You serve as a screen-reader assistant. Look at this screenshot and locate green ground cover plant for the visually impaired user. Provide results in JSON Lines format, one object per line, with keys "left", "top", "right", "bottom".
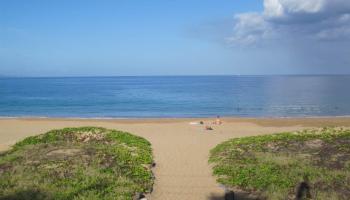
{"left": 0, "top": 127, "right": 154, "bottom": 200}
{"left": 209, "top": 127, "right": 350, "bottom": 200}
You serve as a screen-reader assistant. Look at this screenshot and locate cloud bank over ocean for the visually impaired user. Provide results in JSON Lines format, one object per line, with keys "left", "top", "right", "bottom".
{"left": 228, "top": 0, "right": 350, "bottom": 45}
{"left": 219, "top": 0, "right": 350, "bottom": 74}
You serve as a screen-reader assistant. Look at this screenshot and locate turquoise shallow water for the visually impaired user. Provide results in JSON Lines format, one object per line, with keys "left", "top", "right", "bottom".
{"left": 0, "top": 75, "right": 350, "bottom": 118}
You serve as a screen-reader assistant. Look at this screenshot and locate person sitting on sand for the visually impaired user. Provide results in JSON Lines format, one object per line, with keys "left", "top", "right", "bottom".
{"left": 213, "top": 115, "right": 222, "bottom": 125}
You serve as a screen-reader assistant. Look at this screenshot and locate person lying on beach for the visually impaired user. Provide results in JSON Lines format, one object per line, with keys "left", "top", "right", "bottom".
{"left": 189, "top": 121, "right": 204, "bottom": 125}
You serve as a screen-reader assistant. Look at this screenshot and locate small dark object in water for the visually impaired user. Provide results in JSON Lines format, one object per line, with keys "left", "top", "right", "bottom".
{"left": 296, "top": 179, "right": 311, "bottom": 200}
{"left": 225, "top": 190, "right": 234, "bottom": 200}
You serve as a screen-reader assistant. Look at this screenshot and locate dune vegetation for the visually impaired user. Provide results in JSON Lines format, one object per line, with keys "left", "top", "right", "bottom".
{"left": 209, "top": 127, "right": 350, "bottom": 200}
{"left": 0, "top": 127, "right": 154, "bottom": 200}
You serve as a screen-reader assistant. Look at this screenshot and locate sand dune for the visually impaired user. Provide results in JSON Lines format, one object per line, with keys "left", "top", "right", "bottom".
{"left": 1, "top": 117, "right": 350, "bottom": 200}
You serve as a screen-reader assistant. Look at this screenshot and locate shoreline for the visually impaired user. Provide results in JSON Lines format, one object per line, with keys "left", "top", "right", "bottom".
{"left": 2, "top": 116, "right": 350, "bottom": 126}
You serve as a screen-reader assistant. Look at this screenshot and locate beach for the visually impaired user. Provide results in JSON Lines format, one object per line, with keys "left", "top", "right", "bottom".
{"left": 3, "top": 0, "right": 350, "bottom": 198}
{"left": 1, "top": 117, "right": 350, "bottom": 200}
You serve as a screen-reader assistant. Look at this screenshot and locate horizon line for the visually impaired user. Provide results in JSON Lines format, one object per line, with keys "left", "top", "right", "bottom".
{"left": 1, "top": 74, "right": 350, "bottom": 78}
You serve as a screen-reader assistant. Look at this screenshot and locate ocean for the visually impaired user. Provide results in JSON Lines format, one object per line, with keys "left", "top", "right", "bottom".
{"left": 1, "top": 75, "right": 350, "bottom": 118}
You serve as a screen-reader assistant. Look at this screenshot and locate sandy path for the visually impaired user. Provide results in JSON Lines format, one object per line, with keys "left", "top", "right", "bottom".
{"left": 1, "top": 118, "right": 350, "bottom": 200}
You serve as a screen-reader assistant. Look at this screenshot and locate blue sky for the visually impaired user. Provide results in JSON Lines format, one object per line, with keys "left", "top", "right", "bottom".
{"left": 0, "top": 0, "right": 349, "bottom": 76}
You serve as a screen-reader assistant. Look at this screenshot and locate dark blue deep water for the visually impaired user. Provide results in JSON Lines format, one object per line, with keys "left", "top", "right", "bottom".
{"left": 1, "top": 76, "right": 350, "bottom": 118}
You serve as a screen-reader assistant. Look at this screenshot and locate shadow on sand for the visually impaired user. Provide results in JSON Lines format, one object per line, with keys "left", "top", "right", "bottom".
{"left": 209, "top": 191, "right": 259, "bottom": 200}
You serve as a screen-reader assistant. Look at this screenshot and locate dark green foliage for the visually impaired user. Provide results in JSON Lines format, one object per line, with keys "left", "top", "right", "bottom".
{"left": 0, "top": 127, "right": 154, "bottom": 200}
{"left": 209, "top": 127, "right": 350, "bottom": 200}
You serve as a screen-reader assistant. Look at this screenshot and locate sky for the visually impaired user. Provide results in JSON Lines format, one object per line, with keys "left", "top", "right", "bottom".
{"left": 0, "top": 0, "right": 349, "bottom": 76}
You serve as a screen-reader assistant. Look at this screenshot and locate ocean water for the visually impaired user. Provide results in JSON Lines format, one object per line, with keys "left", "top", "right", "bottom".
{"left": 0, "top": 75, "right": 350, "bottom": 118}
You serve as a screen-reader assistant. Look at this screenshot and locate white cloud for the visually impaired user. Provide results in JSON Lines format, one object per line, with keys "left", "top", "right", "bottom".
{"left": 229, "top": 0, "right": 350, "bottom": 45}
{"left": 264, "top": 0, "right": 324, "bottom": 17}
{"left": 226, "top": 13, "right": 272, "bottom": 45}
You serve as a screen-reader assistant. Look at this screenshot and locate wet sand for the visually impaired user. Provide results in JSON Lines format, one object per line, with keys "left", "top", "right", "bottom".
{"left": 1, "top": 117, "right": 350, "bottom": 200}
